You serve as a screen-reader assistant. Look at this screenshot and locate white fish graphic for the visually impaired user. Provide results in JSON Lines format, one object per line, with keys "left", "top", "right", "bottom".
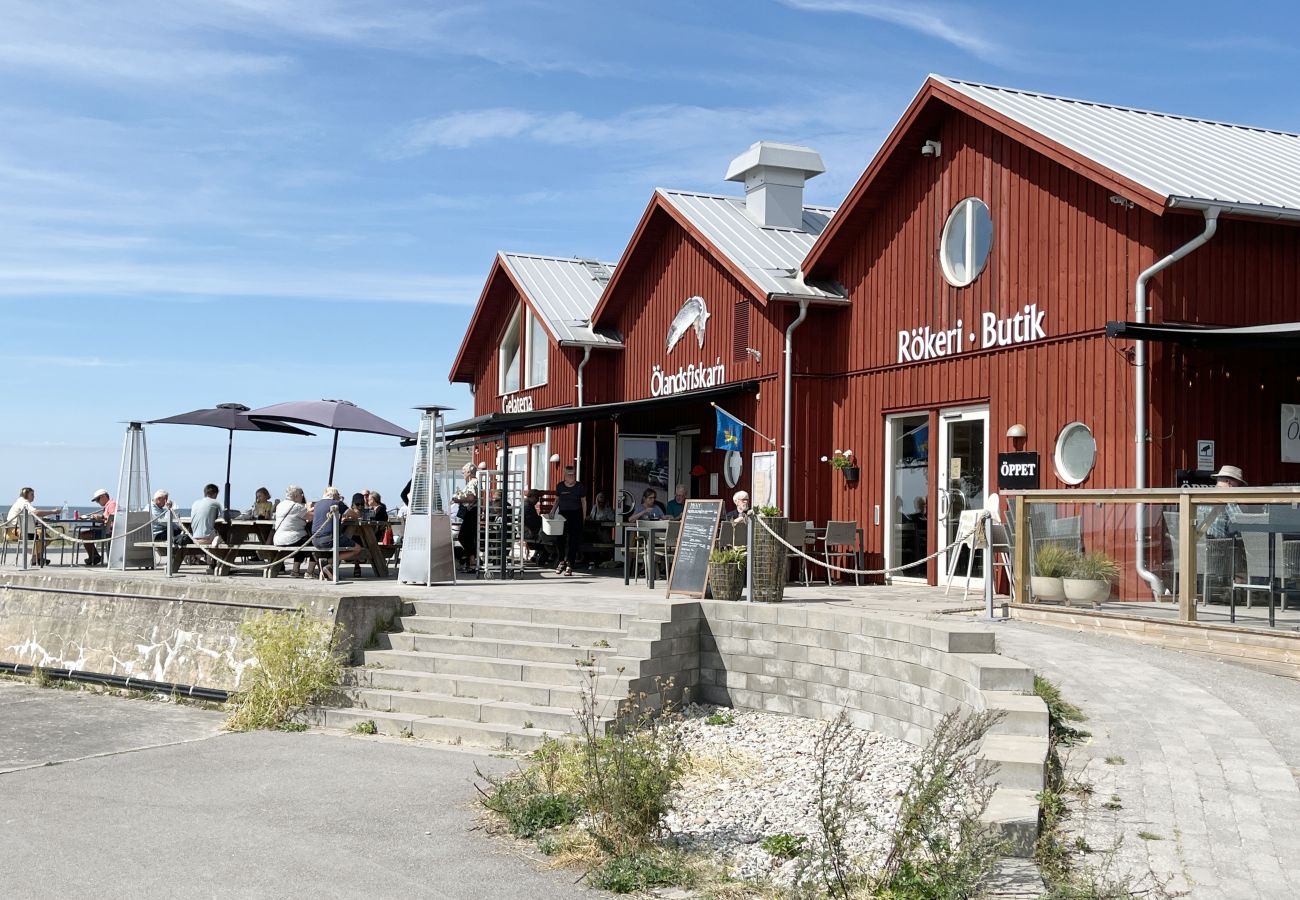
{"left": 665, "top": 295, "right": 710, "bottom": 353}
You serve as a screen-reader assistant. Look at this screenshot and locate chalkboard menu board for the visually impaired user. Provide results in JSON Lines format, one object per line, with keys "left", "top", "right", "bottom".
{"left": 666, "top": 499, "right": 724, "bottom": 599}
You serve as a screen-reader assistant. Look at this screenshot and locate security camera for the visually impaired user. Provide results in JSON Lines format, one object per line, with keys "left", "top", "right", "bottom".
{"left": 921, "top": 139, "right": 941, "bottom": 158}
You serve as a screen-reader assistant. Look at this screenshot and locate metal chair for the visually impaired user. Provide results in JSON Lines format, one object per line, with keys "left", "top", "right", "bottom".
{"left": 652, "top": 519, "right": 681, "bottom": 581}
{"left": 785, "top": 520, "right": 811, "bottom": 586}
{"left": 821, "top": 520, "right": 861, "bottom": 586}
{"left": 1204, "top": 536, "right": 1271, "bottom": 622}
{"left": 944, "top": 509, "right": 1011, "bottom": 600}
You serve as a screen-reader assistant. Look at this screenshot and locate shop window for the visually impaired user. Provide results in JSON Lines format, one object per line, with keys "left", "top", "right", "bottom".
{"left": 733, "top": 300, "right": 750, "bottom": 362}
{"left": 939, "top": 197, "right": 993, "bottom": 288}
{"left": 525, "top": 308, "right": 548, "bottom": 388}
{"left": 1054, "top": 422, "right": 1096, "bottom": 485}
{"left": 531, "top": 442, "right": 547, "bottom": 490}
{"left": 499, "top": 305, "right": 521, "bottom": 395}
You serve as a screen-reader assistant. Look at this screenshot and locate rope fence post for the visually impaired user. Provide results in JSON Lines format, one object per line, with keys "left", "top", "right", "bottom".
{"left": 20, "top": 508, "right": 29, "bottom": 570}
{"left": 331, "top": 509, "right": 339, "bottom": 584}
{"left": 983, "top": 512, "right": 995, "bottom": 619}
{"left": 165, "top": 507, "right": 174, "bottom": 579}
{"left": 744, "top": 511, "right": 754, "bottom": 602}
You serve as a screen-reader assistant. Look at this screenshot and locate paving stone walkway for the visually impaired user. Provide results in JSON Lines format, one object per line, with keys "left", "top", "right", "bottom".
{"left": 991, "top": 621, "right": 1300, "bottom": 899}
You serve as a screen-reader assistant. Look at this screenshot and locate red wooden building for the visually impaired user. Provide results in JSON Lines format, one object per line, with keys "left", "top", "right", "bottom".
{"left": 450, "top": 76, "right": 1300, "bottom": 595}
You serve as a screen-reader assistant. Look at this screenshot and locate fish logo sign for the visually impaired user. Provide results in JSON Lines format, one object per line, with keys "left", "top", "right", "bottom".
{"left": 665, "top": 295, "right": 709, "bottom": 353}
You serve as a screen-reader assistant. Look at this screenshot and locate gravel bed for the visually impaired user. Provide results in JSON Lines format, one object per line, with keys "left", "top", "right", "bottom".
{"left": 664, "top": 704, "right": 919, "bottom": 886}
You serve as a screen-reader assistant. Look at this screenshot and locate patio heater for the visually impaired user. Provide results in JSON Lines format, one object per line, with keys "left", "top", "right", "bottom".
{"left": 398, "top": 406, "right": 458, "bottom": 586}
{"left": 109, "top": 421, "right": 154, "bottom": 570}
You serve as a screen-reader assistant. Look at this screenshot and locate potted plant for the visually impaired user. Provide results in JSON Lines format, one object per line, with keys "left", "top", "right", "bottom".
{"left": 708, "top": 547, "right": 747, "bottom": 602}
{"left": 1031, "top": 543, "right": 1076, "bottom": 603}
{"left": 1063, "top": 550, "right": 1119, "bottom": 605}
{"left": 822, "top": 449, "right": 859, "bottom": 483}
{"left": 751, "top": 506, "right": 788, "bottom": 602}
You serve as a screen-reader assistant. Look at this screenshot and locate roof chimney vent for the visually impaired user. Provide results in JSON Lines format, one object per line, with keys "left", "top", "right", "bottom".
{"left": 725, "top": 141, "right": 825, "bottom": 230}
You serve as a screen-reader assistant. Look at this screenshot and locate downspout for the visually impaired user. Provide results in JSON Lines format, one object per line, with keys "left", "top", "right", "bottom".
{"left": 575, "top": 346, "right": 592, "bottom": 481}
{"left": 1134, "top": 207, "right": 1219, "bottom": 599}
{"left": 783, "top": 298, "right": 810, "bottom": 514}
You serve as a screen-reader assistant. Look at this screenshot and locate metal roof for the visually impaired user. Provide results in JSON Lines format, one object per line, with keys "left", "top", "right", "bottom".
{"left": 936, "top": 75, "right": 1300, "bottom": 218}
{"left": 657, "top": 189, "right": 846, "bottom": 300}
{"left": 498, "top": 252, "right": 623, "bottom": 347}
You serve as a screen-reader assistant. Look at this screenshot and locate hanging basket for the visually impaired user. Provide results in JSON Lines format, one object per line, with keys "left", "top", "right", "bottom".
{"left": 840, "top": 466, "right": 860, "bottom": 484}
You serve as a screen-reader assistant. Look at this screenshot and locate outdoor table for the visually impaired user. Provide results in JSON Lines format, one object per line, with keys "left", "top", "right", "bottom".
{"left": 35, "top": 519, "right": 100, "bottom": 566}
{"left": 1226, "top": 506, "right": 1300, "bottom": 627}
{"left": 622, "top": 521, "right": 670, "bottom": 589}
{"left": 346, "top": 520, "right": 389, "bottom": 578}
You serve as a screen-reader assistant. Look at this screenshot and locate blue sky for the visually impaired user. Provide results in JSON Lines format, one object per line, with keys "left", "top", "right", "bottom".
{"left": 3, "top": 0, "right": 1299, "bottom": 509}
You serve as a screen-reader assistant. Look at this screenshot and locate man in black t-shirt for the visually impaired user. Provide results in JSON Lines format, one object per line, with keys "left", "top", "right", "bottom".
{"left": 553, "top": 466, "right": 588, "bottom": 575}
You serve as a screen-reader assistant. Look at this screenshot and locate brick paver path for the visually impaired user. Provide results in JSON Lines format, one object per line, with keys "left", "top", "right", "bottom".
{"left": 993, "top": 622, "right": 1300, "bottom": 899}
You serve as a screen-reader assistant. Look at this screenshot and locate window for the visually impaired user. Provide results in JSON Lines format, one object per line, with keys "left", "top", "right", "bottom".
{"left": 1054, "top": 422, "right": 1096, "bottom": 485}
{"left": 939, "top": 197, "right": 993, "bottom": 288}
{"left": 499, "top": 305, "right": 521, "bottom": 395}
{"left": 531, "top": 442, "right": 547, "bottom": 490}
{"left": 526, "top": 308, "right": 548, "bottom": 388}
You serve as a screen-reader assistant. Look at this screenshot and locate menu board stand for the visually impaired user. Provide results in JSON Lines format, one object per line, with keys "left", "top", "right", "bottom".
{"left": 665, "top": 499, "right": 724, "bottom": 599}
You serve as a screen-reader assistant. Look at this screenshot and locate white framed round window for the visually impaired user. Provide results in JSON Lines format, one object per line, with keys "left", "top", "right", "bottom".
{"left": 1054, "top": 422, "right": 1097, "bottom": 485}
{"left": 939, "top": 197, "right": 993, "bottom": 287}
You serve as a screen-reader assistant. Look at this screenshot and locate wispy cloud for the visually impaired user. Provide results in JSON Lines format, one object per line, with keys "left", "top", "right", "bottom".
{"left": 0, "top": 355, "right": 135, "bottom": 369}
{"left": 778, "top": 0, "right": 1004, "bottom": 63}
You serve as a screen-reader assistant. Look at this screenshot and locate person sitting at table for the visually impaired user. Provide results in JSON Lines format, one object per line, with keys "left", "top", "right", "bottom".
{"left": 6, "top": 487, "right": 58, "bottom": 567}
{"left": 589, "top": 491, "right": 615, "bottom": 525}
{"left": 521, "top": 489, "right": 553, "bottom": 567}
{"left": 81, "top": 488, "right": 117, "bottom": 566}
{"left": 666, "top": 484, "right": 689, "bottom": 519}
{"left": 366, "top": 490, "right": 389, "bottom": 522}
{"left": 150, "top": 489, "right": 186, "bottom": 544}
{"left": 188, "top": 483, "right": 226, "bottom": 575}
{"left": 273, "top": 485, "right": 312, "bottom": 576}
{"left": 248, "top": 487, "right": 274, "bottom": 520}
{"left": 310, "top": 486, "right": 361, "bottom": 580}
{"left": 725, "top": 490, "right": 751, "bottom": 521}
{"left": 627, "top": 489, "right": 665, "bottom": 523}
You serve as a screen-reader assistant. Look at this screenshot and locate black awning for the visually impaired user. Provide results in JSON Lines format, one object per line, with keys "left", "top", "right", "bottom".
{"left": 1106, "top": 320, "right": 1300, "bottom": 350}
{"left": 446, "top": 380, "right": 761, "bottom": 440}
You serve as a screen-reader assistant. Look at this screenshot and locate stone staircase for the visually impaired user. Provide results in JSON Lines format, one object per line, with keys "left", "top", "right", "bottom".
{"left": 318, "top": 598, "right": 640, "bottom": 750}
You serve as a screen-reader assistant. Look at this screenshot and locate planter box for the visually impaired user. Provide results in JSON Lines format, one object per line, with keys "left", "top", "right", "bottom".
{"left": 1030, "top": 576, "right": 1065, "bottom": 603}
{"left": 1063, "top": 578, "right": 1112, "bottom": 605}
{"left": 708, "top": 561, "right": 745, "bottom": 602}
{"left": 751, "top": 516, "right": 788, "bottom": 603}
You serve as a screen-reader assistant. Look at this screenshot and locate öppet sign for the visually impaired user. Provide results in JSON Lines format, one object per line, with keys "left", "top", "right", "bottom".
{"left": 666, "top": 499, "right": 724, "bottom": 599}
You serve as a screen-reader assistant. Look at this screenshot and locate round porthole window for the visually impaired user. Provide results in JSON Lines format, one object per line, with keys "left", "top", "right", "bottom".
{"left": 939, "top": 197, "right": 993, "bottom": 287}
{"left": 1054, "top": 422, "right": 1097, "bottom": 485}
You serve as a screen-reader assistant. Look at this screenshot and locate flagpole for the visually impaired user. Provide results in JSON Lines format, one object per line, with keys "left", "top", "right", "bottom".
{"left": 711, "top": 403, "right": 776, "bottom": 445}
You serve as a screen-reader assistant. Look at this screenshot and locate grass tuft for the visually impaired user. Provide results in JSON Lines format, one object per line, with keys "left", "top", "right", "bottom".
{"left": 224, "top": 612, "right": 343, "bottom": 732}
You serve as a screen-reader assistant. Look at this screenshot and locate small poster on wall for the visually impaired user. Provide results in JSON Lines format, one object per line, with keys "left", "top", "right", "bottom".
{"left": 752, "top": 451, "right": 777, "bottom": 508}
{"left": 1284, "top": 404, "right": 1300, "bottom": 463}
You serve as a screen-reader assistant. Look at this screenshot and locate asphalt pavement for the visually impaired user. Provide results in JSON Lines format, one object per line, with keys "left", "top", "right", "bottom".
{"left": 0, "top": 680, "right": 596, "bottom": 900}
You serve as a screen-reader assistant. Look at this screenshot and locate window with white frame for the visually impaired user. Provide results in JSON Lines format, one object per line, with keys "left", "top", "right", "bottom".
{"left": 939, "top": 197, "right": 993, "bottom": 288}
{"left": 531, "top": 442, "right": 547, "bottom": 490}
{"left": 499, "top": 305, "right": 521, "bottom": 395}
{"left": 526, "top": 308, "right": 548, "bottom": 388}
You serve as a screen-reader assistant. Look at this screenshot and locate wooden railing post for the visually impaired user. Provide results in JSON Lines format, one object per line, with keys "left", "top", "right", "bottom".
{"left": 1178, "top": 491, "right": 1196, "bottom": 622}
{"left": 1014, "top": 495, "right": 1030, "bottom": 604}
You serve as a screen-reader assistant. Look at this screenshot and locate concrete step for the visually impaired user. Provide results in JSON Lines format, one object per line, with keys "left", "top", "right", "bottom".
{"left": 354, "top": 666, "right": 632, "bottom": 708}
{"left": 980, "top": 734, "right": 1049, "bottom": 792}
{"left": 405, "top": 599, "right": 630, "bottom": 630}
{"left": 380, "top": 631, "right": 620, "bottom": 665}
{"left": 322, "top": 707, "right": 557, "bottom": 751}
{"left": 397, "top": 614, "right": 625, "bottom": 646}
{"left": 362, "top": 649, "right": 623, "bottom": 687}
{"left": 344, "top": 686, "right": 597, "bottom": 734}
{"left": 983, "top": 788, "right": 1041, "bottom": 858}
{"left": 983, "top": 692, "right": 1050, "bottom": 738}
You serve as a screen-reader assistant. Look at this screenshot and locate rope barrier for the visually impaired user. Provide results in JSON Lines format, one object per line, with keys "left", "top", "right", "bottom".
{"left": 169, "top": 510, "right": 340, "bottom": 572}
{"left": 29, "top": 512, "right": 155, "bottom": 546}
{"left": 746, "top": 510, "right": 992, "bottom": 578}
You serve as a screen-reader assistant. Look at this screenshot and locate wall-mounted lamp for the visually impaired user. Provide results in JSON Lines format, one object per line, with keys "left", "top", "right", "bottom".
{"left": 744, "top": 347, "right": 762, "bottom": 363}
{"left": 548, "top": 453, "right": 561, "bottom": 463}
{"left": 921, "top": 139, "right": 941, "bottom": 158}
{"left": 1005, "top": 424, "right": 1027, "bottom": 439}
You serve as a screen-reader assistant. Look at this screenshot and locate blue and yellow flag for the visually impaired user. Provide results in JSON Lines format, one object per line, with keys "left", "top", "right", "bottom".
{"left": 715, "top": 406, "right": 743, "bottom": 452}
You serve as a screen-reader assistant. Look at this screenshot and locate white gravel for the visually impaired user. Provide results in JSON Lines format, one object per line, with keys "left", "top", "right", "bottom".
{"left": 664, "top": 704, "right": 919, "bottom": 886}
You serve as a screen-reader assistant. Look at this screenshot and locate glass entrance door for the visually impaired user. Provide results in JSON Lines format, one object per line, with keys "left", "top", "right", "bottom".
{"left": 615, "top": 435, "right": 675, "bottom": 519}
{"left": 885, "top": 413, "right": 930, "bottom": 581}
{"left": 937, "top": 406, "right": 989, "bottom": 582}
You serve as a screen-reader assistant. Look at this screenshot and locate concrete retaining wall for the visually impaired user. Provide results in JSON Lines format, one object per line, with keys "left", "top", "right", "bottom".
{"left": 0, "top": 571, "right": 401, "bottom": 691}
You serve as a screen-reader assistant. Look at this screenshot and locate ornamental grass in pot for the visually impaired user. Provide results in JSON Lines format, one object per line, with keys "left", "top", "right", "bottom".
{"left": 751, "top": 507, "right": 788, "bottom": 603}
{"left": 708, "top": 547, "right": 746, "bottom": 602}
{"left": 1063, "top": 550, "right": 1120, "bottom": 605}
{"left": 1030, "top": 543, "right": 1076, "bottom": 603}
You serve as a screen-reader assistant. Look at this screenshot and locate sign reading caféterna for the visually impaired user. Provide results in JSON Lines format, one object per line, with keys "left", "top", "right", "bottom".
{"left": 502, "top": 394, "right": 534, "bottom": 414}
{"left": 897, "top": 304, "right": 1048, "bottom": 364}
{"left": 997, "top": 452, "right": 1041, "bottom": 490}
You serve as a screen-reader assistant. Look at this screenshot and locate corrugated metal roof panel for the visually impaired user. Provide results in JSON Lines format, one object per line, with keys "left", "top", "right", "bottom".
{"left": 937, "top": 75, "right": 1300, "bottom": 215}
{"left": 658, "top": 189, "right": 844, "bottom": 299}
{"left": 498, "top": 252, "right": 622, "bottom": 346}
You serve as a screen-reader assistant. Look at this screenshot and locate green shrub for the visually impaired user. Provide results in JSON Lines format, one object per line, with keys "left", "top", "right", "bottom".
{"left": 1069, "top": 551, "right": 1120, "bottom": 581}
{"left": 350, "top": 720, "right": 378, "bottom": 735}
{"left": 480, "top": 775, "right": 581, "bottom": 838}
{"left": 588, "top": 849, "right": 694, "bottom": 893}
{"left": 757, "top": 506, "right": 783, "bottom": 518}
{"left": 1033, "top": 543, "right": 1078, "bottom": 578}
{"left": 704, "top": 711, "right": 734, "bottom": 727}
{"left": 225, "top": 611, "right": 344, "bottom": 732}
{"left": 760, "top": 832, "right": 807, "bottom": 859}
{"left": 709, "top": 547, "right": 746, "bottom": 568}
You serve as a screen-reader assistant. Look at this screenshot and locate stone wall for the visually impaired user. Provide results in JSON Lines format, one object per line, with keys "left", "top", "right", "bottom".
{"left": 0, "top": 571, "right": 401, "bottom": 691}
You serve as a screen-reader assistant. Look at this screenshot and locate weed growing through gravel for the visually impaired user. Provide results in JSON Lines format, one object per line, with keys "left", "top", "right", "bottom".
{"left": 224, "top": 611, "right": 343, "bottom": 732}
{"left": 759, "top": 833, "right": 807, "bottom": 860}
{"left": 1104, "top": 755, "right": 1125, "bottom": 766}
{"left": 351, "top": 720, "right": 378, "bottom": 735}
{"left": 705, "top": 711, "right": 736, "bottom": 726}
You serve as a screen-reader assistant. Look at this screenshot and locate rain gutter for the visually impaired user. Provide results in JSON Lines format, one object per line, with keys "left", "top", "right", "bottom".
{"left": 783, "top": 298, "right": 810, "bottom": 513}
{"left": 575, "top": 346, "right": 592, "bottom": 481}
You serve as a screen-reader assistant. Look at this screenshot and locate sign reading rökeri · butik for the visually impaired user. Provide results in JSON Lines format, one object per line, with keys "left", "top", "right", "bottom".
{"left": 997, "top": 452, "right": 1041, "bottom": 490}
{"left": 897, "top": 304, "right": 1047, "bottom": 364}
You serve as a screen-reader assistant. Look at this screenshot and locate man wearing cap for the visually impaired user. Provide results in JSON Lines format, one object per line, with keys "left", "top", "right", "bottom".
{"left": 83, "top": 488, "right": 116, "bottom": 566}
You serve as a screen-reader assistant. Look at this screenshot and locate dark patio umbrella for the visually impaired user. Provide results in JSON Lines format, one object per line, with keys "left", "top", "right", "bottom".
{"left": 242, "top": 399, "right": 415, "bottom": 484}
{"left": 148, "top": 403, "right": 315, "bottom": 513}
